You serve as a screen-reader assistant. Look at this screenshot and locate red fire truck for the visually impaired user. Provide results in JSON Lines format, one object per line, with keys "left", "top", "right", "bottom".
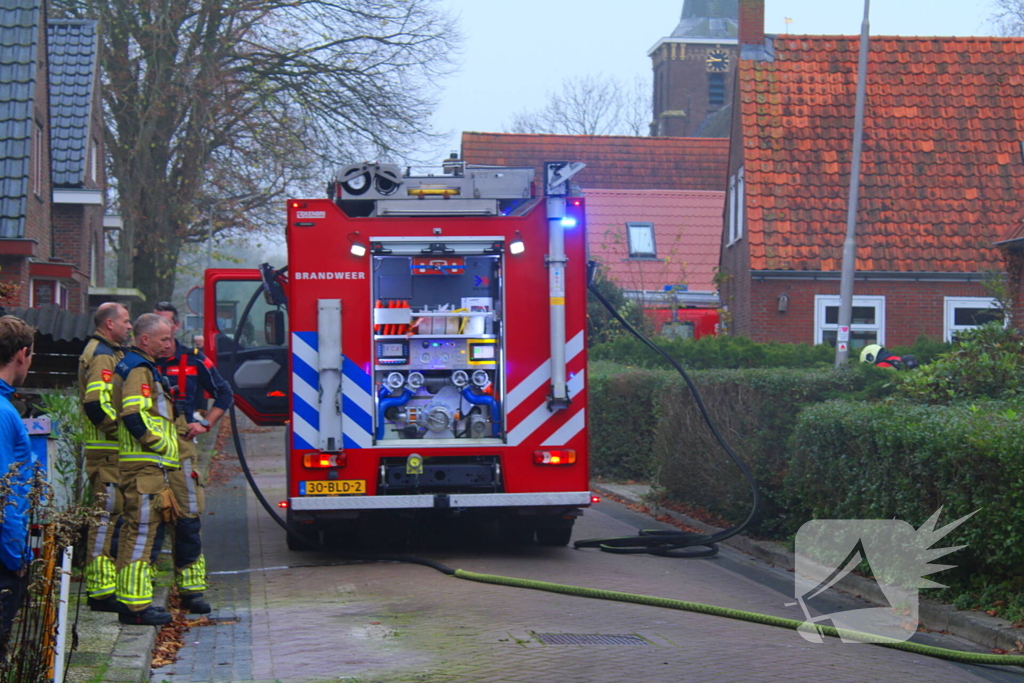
{"left": 205, "top": 161, "right": 592, "bottom": 547}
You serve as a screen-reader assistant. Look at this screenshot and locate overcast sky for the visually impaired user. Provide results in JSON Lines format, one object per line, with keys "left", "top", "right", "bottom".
{"left": 428, "top": 0, "right": 995, "bottom": 160}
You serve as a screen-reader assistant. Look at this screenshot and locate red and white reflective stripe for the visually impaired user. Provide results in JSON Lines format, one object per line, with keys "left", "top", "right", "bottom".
{"left": 505, "top": 331, "right": 584, "bottom": 413}
{"left": 507, "top": 371, "right": 585, "bottom": 446}
{"left": 541, "top": 407, "right": 586, "bottom": 447}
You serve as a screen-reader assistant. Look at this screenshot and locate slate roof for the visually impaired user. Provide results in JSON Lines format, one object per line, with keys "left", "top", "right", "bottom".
{"left": 738, "top": 35, "right": 1024, "bottom": 273}
{"left": 47, "top": 19, "right": 98, "bottom": 188}
{"left": 0, "top": 0, "right": 42, "bottom": 239}
{"left": 586, "top": 189, "right": 724, "bottom": 292}
{"left": 670, "top": 0, "right": 738, "bottom": 40}
{"left": 462, "top": 132, "right": 729, "bottom": 192}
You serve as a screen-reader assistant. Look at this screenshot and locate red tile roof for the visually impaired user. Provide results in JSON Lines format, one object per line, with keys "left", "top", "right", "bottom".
{"left": 739, "top": 35, "right": 1024, "bottom": 272}
{"left": 461, "top": 132, "right": 729, "bottom": 192}
{"left": 586, "top": 189, "right": 724, "bottom": 293}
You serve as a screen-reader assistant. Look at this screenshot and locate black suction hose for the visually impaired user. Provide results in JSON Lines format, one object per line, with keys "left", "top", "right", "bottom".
{"left": 573, "top": 260, "right": 760, "bottom": 558}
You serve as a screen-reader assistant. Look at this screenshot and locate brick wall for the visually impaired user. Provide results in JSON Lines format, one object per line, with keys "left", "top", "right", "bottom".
{"left": 738, "top": 0, "right": 765, "bottom": 47}
{"left": 747, "top": 278, "right": 995, "bottom": 346}
{"left": 24, "top": 21, "right": 52, "bottom": 259}
{"left": 651, "top": 42, "right": 739, "bottom": 138}
{"left": 0, "top": 256, "right": 29, "bottom": 308}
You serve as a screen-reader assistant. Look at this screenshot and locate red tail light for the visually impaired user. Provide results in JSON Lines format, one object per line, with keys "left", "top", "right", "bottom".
{"left": 533, "top": 450, "right": 576, "bottom": 465}
{"left": 278, "top": 500, "right": 288, "bottom": 508}
{"left": 302, "top": 452, "right": 347, "bottom": 468}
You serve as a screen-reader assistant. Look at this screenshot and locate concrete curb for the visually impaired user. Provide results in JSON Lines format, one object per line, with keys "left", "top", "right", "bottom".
{"left": 102, "top": 585, "right": 169, "bottom": 683}
{"left": 591, "top": 482, "right": 1024, "bottom": 653}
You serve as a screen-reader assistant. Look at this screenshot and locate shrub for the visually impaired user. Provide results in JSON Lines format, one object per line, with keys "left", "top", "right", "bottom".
{"left": 587, "top": 272, "right": 652, "bottom": 345}
{"left": 607, "top": 364, "right": 878, "bottom": 536}
{"left": 785, "top": 399, "right": 1024, "bottom": 590}
{"left": 894, "top": 323, "right": 1024, "bottom": 403}
{"left": 665, "top": 369, "right": 872, "bottom": 536}
{"left": 588, "top": 362, "right": 675, "bottom": 480}
{"left": 590, "top": 334, "right": 836, "bottom": 370}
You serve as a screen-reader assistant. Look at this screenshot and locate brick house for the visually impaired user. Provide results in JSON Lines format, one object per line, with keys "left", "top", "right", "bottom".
{"left": 0, "top": 0, "right": 53, "bottom": 308}
{"left": 719, "top": 12, "right": 1016, "bottom": 348}
{"left": 462, "top": 132, "right": 727, "bottom": 332}
{"left": 0, "top": 3, "right": 105, "bottom": 314}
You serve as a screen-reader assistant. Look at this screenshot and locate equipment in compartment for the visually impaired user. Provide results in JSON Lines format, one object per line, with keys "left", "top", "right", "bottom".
{"left": 373, "top": 246, "right": 502, "bottom": 442}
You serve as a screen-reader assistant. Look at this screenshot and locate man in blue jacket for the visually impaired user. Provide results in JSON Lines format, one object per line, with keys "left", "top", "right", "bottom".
{"left": 154, "top": 302, "right": 233, "bottom": 614}
{"left": 0, "top": 315, "right": 35, "bottom": 655}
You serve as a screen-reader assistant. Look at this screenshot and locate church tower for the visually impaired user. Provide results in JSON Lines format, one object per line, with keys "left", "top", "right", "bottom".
{"left": 649, "top": 0, "right": 739, "bottom": 138}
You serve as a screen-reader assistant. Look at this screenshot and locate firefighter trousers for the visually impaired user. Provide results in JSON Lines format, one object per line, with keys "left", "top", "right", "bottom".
{"left": 114, "top": 463, "right": 172, "bottom": 612}
{"left": 168, "top": 453, "right": 206, "bottom": 596}
{"left": 83, "top": 447, "right": 122, "bottom": 599}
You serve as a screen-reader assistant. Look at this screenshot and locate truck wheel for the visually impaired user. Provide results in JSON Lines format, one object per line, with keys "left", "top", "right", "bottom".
{"left": 536, "top": 524, "right": 573, "bottom": 547}
{"left": 286, "top": 511, "right": 317, "bottom": 551}
{"left": 500, "top": 520, "right": 535, "bottom": 545}
{"left": 286, "top": 530, "right": 314, "bottom": 551}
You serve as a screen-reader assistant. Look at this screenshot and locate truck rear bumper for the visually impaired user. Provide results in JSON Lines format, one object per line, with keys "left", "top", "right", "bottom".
{"left": 290, "top": 491, "right": 592, "bottom": 511}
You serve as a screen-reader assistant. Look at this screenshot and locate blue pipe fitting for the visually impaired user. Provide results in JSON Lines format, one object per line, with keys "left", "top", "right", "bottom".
{"left": 461, "top": 388, "right": 500, "bottom": 437}
{"left": 377, "top": 388, "right": 414, "bottom": 439}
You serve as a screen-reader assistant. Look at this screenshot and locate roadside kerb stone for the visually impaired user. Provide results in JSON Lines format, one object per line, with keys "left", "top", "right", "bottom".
{"left": 591, "top": 481, "right": 1024, "bottom": 654}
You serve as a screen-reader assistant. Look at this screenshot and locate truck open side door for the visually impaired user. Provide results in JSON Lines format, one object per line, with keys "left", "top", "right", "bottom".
{"left": 204, "top": 268, "right": 289, "bottom": 425}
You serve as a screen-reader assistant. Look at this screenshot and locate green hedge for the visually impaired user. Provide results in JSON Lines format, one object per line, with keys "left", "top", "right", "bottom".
{"left": 589, "top": 362, "right": 675, "bottom": 480}
{"left": 589, "top": 362, "right": 885, "bottom": 535}
{"left": 590, "top": 333, "right": 950, "bottom": 371}
{"left": 785, "top": 400, "right": 1024, "bottom": 589}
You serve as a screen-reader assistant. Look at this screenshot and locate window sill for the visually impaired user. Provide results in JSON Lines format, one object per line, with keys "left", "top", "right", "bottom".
{"left": 624, "top": 256, "right": 664, "bottom": 262}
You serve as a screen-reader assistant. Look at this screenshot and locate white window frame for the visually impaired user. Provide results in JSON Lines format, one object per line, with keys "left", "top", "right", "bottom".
{"left": 814, "top": 294, "right": 886, "bottom": 347}
{"left": 626, "top": 221, "right": 657, "bottom": 258}
{"left": 943, "top": 296, "right": 1004, "bottom": 342}
{"left": 727, "top": 166, "right": 744, "bottom": 246}
{"left": 30, "top": 279, "right": 68, "bottom": 310}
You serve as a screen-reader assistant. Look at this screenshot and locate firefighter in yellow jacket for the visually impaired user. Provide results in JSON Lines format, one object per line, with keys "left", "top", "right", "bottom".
{"left": 111, "top": 314, "right": 176, "bottom": 626}
{"left": 77, "top": 302, "right": 132, "bottom": 613}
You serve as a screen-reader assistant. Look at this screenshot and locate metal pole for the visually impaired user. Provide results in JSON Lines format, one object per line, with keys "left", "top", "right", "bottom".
{"left": 546, "top": 196, "right": 569, "bottom": 410}
{"left": 834, "top": 0, "right": 871, "bottom": 368}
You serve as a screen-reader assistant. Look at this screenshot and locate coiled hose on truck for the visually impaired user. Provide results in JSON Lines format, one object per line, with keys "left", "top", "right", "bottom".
{"left": 224, "top": 263, "right": 1024, "bottom": 668}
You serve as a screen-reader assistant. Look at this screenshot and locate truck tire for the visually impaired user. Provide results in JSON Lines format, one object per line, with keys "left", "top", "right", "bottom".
{"left": 499, "top": 520, "right": 535, "bottom": 545}
{"left": 536, "top": 523, "right": 573, "bottom": 547}
{"left": 286, "top": 511, "right": 316, "bottom": 551}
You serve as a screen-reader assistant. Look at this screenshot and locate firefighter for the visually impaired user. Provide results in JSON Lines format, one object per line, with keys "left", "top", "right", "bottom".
{"left": 859, "top": 344, "right": 919, "bottom": 370}
{"left": 77, "top": 302, "right": 133, "bottom": 613}
{"left": 153, "top": 302, "right": 233, "bottom": 615}
{"left": 111, "top": 314, "right": 176, "bottom": 626}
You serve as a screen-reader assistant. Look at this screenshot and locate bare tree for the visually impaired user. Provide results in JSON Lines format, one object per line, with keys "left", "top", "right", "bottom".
{"left": 507, "top": 73, "right": 652, "bottom": 137}
{"left": 53, "top": 0, "right": 460, "bottom": 305}
{"left": 991, "top": 0, "right": 1024, "bottom": 34}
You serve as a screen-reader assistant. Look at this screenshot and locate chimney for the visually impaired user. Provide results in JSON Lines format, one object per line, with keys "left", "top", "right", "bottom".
{"left": 738, "top": 0, "right": 765, "bottom": 47}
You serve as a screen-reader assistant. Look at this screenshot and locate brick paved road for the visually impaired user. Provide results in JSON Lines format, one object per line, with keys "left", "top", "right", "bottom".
{"left": 153, "top": 425, "right": 1018, "bottom": 683}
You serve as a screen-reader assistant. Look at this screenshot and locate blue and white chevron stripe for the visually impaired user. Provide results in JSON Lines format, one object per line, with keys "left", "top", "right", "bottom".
{"left": 291, "top": 332, "right": 320, "bottom": 450}
{"left": 291, "top": 332, "right": 374, "bottom": 450}
{"left": 341, "top": 354, "right": 373, "bottom": 449}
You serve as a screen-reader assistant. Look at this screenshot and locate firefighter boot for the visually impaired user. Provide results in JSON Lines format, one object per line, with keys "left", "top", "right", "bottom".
{"left": 87, "top": 594, "right": 128, "bottom": 614}
{"left": 119, "top": 605, "right": 172, "bottom": 626}
{"left": 180, "top": 592, "right": 211, "bottom": 614}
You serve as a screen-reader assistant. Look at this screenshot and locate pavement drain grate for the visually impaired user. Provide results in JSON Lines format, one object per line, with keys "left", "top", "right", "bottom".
{"left": 531, "top": 632, "right": 649, "bottom": 646}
